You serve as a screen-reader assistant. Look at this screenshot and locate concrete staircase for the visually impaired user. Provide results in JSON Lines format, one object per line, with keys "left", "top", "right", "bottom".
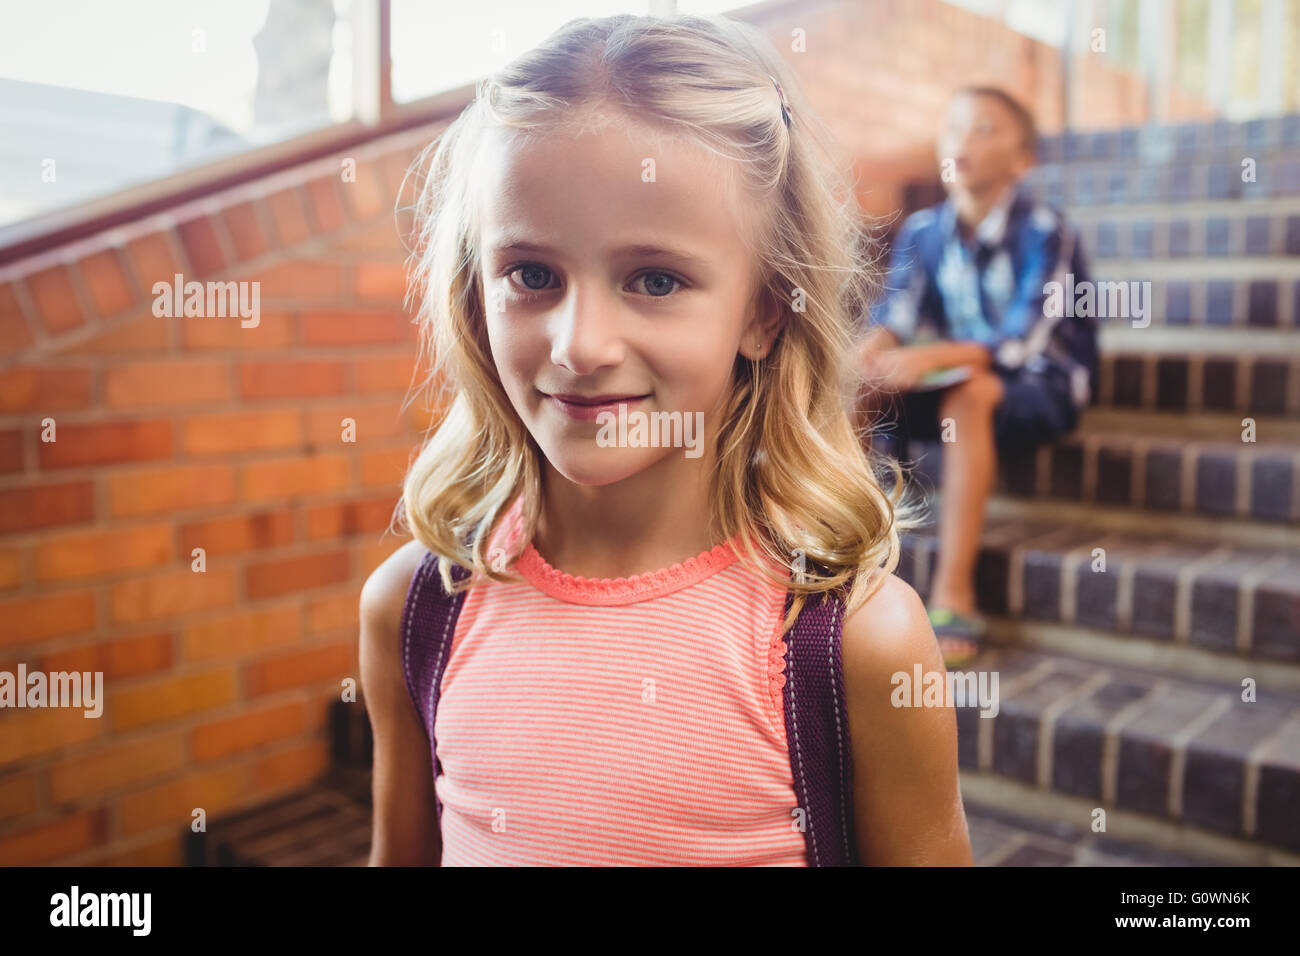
{"left": 902, "top": 113, "right": 1300, "bottom": 865}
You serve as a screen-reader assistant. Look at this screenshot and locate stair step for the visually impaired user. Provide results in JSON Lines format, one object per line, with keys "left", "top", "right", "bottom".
{"left": 186, "top": 766, "right": 371, "bottom": 866}
{"left": 895, "top": 509, "right": 1300, "bottom": 663}
{"left": 942, "top": 644, "right": 1300, "bottom": 855}
{"left": 1097, "top": 345, "right": 1300, "bottom": 416}
{"left": 1026, "top": 143, "right": 1300, "bottom": 207}
{"left": 981, "top": 421, "right": 1300, "bottom": 526}
{"left": 964, "top": 793, "right": 1236, "bottom": 865}
{"left": 1070, "top": 269, "right": 1298, "bottom": 329}
{"left": 1073, "top": 208, "right": 1300, "bottom": 259}
{"left": 1026, "top": 161, "right": 1300, "bottom": 208}
{"left": 1038, "top": 115, "right": 1300, "bottom": 165}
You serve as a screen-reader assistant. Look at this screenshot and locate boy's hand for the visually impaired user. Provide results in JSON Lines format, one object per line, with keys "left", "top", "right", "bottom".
{"left": 862, "top": 345, "right": 935, "bottom": 392}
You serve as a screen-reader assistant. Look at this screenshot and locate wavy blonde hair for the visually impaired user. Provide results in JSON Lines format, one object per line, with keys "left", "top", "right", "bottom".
{"left": 395, "top": 12, "right": 927, "bottom": 633}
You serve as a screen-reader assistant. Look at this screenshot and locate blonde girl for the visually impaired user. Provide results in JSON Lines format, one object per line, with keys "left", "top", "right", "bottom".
{"left": 361, "top": 12, "right": 971, "bottom": 866}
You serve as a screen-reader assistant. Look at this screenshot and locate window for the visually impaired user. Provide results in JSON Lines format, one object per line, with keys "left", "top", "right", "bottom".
{"left": 0, "top": 0, "right": 359, "bottom": 228}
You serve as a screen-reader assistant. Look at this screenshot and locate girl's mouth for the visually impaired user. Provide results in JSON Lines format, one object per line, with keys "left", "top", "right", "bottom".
{"left": 545, "top": 393, "right": 650, "bottom": 422}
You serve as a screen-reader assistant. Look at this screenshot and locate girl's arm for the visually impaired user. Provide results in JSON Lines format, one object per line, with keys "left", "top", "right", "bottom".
{"left": 840, "top": 573, "right": 974, "bottom": 865}
{"left": 359, "top": 540, "right": 443, "bottom": 866}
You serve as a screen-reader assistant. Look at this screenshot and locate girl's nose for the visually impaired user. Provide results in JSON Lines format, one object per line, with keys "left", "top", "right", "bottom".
{"left": 549, "top": 285, "right": 626, "bottom": 375}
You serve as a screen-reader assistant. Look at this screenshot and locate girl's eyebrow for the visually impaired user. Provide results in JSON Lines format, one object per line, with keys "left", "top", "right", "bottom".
{"left": 487, "top": 237, "right": 707, "bottom": 268}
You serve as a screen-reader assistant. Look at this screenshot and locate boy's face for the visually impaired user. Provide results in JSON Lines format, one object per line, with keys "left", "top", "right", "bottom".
{"left": 476, "top": 116, "right": 775, "bottom": 489}
{"left": 937, "top": 92, "right": 1032, "bottom": 197}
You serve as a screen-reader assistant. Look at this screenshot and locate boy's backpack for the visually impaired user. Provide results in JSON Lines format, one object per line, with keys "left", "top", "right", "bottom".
{"left": 401, "top": 550, "right": 860, "bottom": 866}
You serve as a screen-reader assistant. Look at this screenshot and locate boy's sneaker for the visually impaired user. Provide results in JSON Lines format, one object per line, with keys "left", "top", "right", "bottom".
{"left": 927, "top": 607, "right": 987, "bottom": 668}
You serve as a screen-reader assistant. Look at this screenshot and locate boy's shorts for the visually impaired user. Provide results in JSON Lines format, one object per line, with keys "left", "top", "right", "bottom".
{"left": 870, "top": 364, "right": 1079, "bottom": 459}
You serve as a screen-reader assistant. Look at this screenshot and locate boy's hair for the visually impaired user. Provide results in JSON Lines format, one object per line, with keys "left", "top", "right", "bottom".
{"left": 955, "top": 85, "right": 1037, "bottom": 155}
{"left": 395, "top": 13, "right": 923, "bottom": 630}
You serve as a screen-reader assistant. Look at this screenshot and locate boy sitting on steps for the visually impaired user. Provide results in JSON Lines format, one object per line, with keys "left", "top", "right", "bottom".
{"left": 857, "top": 86, "right": 1099, "bottom": 668}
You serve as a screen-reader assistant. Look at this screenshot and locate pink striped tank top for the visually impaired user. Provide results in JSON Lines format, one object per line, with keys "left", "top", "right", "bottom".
{"left": 432, "top": 498, "right": 808, "bottom": 865}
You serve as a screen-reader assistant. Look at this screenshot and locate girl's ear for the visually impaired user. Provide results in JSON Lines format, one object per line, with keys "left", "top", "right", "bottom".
{"left": 750, "top": 285, "right": 789, "bottom": 349}
{"left": 759, "top": 287, "right": 785, "bottom": 343}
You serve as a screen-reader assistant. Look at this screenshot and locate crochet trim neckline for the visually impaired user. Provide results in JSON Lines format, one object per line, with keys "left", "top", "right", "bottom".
{"left": 515, "top": 537, "right": 743, "bottom": 606}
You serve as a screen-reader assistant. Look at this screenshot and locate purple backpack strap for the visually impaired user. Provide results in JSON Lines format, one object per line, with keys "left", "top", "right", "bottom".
{"left": 782, "top": 587, "right": 859, "bottom": 866}
{"left": 400, "top": 549, "right": 472, "bottom": 829}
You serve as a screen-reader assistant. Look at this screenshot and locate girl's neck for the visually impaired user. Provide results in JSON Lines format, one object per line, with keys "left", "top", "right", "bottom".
{"left": 534, "top": 451, "right": 723, "bottom": 581}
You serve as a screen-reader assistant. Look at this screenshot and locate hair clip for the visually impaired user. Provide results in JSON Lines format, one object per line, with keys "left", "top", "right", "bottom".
{"left": 768, "top": 73, "right": 792, "bottom": 129}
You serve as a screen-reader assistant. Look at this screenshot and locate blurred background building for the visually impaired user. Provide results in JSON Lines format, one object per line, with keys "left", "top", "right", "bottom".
{"left": 0, "top": 0, "right": 1297, "bottom": 866}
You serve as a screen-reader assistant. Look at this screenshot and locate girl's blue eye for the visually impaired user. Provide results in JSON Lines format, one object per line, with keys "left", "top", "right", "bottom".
{"left": 503, "top": 264, "right": 683, "bottom": 298}
{"left": 518, "top": 264, "right": 552, "bottom": 291}
{"left": 636, "top": 272, "right": 679, "bottom": 297}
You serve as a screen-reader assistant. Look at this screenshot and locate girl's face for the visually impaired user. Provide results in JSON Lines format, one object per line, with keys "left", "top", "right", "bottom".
{"left": 477, "top": 116, "right": 774, "bottom": 487}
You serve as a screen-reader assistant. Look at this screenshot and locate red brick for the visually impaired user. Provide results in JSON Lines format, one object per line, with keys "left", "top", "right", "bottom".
{"left": 181, "top": 308, "right": 294, "bottom": 350}
{"left": 238, "top": 453, "right": 351, "bottom": 503}
{"left": 0, "top": 771, "right": 38, "bottom": 823}
{"left": 245, "top": 549, "right": 350, "bottom": 600}
{"left": 176, "top": 215, "right": 226, "bottom": 276}
{"left": 339, "top": 157, "right": 391, "bottom": 219}
{"left": 0, "top": 429, "right": 21, "bottom": 473}
{"left": 110, "top": 667, "right": 238, "bottom": 731}
{"left": 43, "top": 631, "right": 173, "bottom": 682}
{"left": 238, "top": 359, "right": 347, "bottom": 400}
{"left": 125, "top": 232, "right": 184, "bottom": 289}
{"left": 380, "top": 150, "right": 417, "bottom": 198}
{"left": 0, "top": 808, "right": 108, "bottom": 865}
{"left": 48, "top": 731, "right": 187, "bottom": 803}
{"left": 253, "top": 260, "right": 343, "bottom": 299}
{"left": 356, "top": 354, "right": 416, "bottom": 394}
{"left": 304, "top": 401, "right": 407, "bottom": 444}
{"left": 304, "top": 176, "right": 346, "bottom": 231}
{"left": 303, "top": 493, "right": 398, "bottom": 540}
{"left": 251, "top": 738, "right": 330, "bottom": 793}
{"left": 182, "top": 604, "right": 301, "bottom": 662}
{"left": 178, "top": 508, "right": 295, "bottom": 557}
{"left": 37, "top": 418, "right": 172, "bottom": 469}
{"left": 0, "top": 365, "right": 94, "bottom": 412}
{"left": 299, "top": 309, "right": 410, "bottom": 346}
{"left": 354, "top": 261, "right": 408, "bottom": 300}
{"left": 192, "top": 699, "right": 307, "bottom": 761}
{"left": 243, "top": 641, "right": 355, "bottom": 696}
{"left": 360, "top": 445, "right": 415, "bottom": 487}
{"left": 0, "top": 590, "right": 96, "bottom": 647}
{"left": 0, "top": 547, "right": 21, "bottom": 589}
{"left": 24, "top": 265, "right": 85, "bottom": 335}
{"left": 0, "top": 281, "right": 34, "bottom": 352}
{"left": 183, "top": 408, "right": 301, "bottom": 456}
{"left": 266, "top": 187, "right": 311, "bottom": 245}
{"left": 335, "top": 220, "right": 405, "bottom": 254}
{"left": 104, "top": 359, "right": 230, "bottom": 409}
{"left": 59, "top": 310, "right": 169, "bottom": 356}
{"left": 78, "top": 249, "right": 134, "bottom": 317}
{"left": 33, "top": 523, "right": 173, "bottom": 581}
{"left": 107, "top": 463, "right": 235, "bottom": 517}
{"left": 304, "top": 591, "right": 359, "bottom": 636}
{"left": 219, "top": 200, "right": 270, "bottom": 261}
{"left": 109, "top": 567, "right": 238, "bottom": 625}
{"left": 83, "top": 833, "right": 181, "bottom": 866}
{"left": 0, "top": 480, "right": 94, "bottom": 534}
{"left": 0, "top": 707, "right": 104, "bottom": 763}
{"left": 118, "top": 764, "right": 247, "bottom": 837}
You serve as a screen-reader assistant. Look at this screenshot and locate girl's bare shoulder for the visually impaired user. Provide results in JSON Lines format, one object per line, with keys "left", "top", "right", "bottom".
{"left": 839, "top": 571, "right": 940, "bottom": 686}
{"left": 359, "top": 539, "right": 430, "bottom": 657}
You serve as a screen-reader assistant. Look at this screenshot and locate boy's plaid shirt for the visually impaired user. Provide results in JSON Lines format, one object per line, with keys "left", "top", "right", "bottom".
{"left": 870, "top": 182, "right": 1099, "bottom": 410}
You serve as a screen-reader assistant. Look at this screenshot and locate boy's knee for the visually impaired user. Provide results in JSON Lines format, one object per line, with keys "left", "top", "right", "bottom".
{"left": 940, "top": 368, "right": 1004, "bottom": 412}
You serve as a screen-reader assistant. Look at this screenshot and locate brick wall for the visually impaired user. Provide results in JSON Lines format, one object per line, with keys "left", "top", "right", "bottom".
{"left": 0, "top": 126, "right": 442, "bottom": 864}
